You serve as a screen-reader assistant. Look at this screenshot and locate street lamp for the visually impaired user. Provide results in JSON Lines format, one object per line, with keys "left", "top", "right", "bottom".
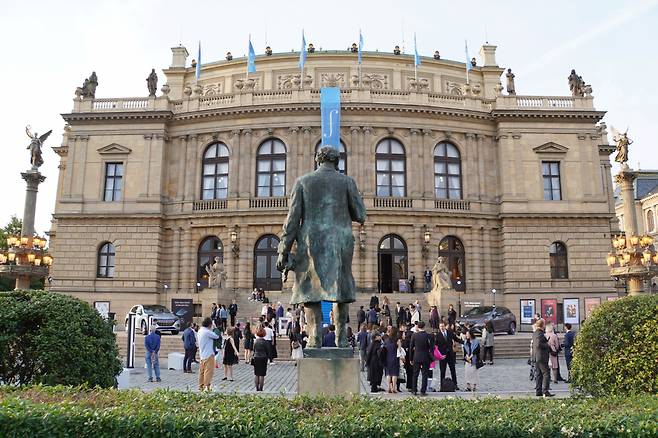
{"left": 491, "top": 288, "right": 497, "bottom": 307}
{"left": 456, "top": 279, "right": 463, "bottom": 316}
{"left": 422, "top": 225, "right": 431, "bottom": 258}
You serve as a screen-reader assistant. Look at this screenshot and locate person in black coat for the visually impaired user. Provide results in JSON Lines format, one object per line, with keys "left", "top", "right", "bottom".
{"left": 409, "top": 321, "right": 433, "bottom": 395}
{"left": 435, "top": 320, "right": 463, "bottom": 390}
{"left": 369, "top": 295, "right": 379, "bottom": 310}
{"left": 532, "top": 319, "right": 554, "bottom": 397}
{"left": 401, "top": 324, "right": 414, "bottom": 390}
{"left": 396, "top": 303, "right": 406, "bottom": 328}
{"left": 447, "top": 304, "right": 457, "bottom": 326}
{"left": 365, "top": 332, "right": 384, "bottom": 392}
{"left": 357, "top": 306, "right": 366, "bottom": 329}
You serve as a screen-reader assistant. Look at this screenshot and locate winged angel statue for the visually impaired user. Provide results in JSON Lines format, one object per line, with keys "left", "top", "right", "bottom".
{"left": 25, "top": 126, "right": 52, "bottom": 169}
{"left": 610, "top": 126, "right": 632, "bottom": 165}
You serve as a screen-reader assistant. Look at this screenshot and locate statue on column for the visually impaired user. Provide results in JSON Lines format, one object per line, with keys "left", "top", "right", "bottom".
{"left": 25, "top": 126, "right": 52, "bottom": 169}
{"left": 611, "top": 126, "right": 632, "bottom": 165}
{"left": 277, "top": 146, "right": 366, "bottom": 348}
{"left": 205, "top": 256, "right": 227, "bottom": 289}
{"left": 506, "top": 68, "right": 516, "bottom": 95}
{"left": 427, "top": 256, "right": 454, "bottom": 310}
{"left": 146, "top": 69, "right": 158, "bottom": 97}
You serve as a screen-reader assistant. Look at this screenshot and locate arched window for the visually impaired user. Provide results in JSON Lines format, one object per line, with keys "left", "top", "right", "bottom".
{"left": 253, "top": 235, "right": 282, "bottom": 291}
{"left": 315, "top": 141, "right": 347, "bottom": 174}
{"left": 434, "top": 142, "right": 462, "bottom": 199}
{"left": 201, "top": 142, "right": 229, "bottom": 200}
{"left": 549, "top": 242, "right": 568, "bottom": 279}
{"left": 438, "top": 236, "right": 466, "bottom": 291}
{"left": 376, "top": 138, "right": 406, "bottom": 197}
{"left": 97, "top": 242, "right": 115, "bottom": 278}
{"left": 378, "top": 234, "right": 408, "bottom": 293}
{"left": 256, "top": 139, "right": 286, "bottom": 197}
{"left": 647, "top": 210, "right": 655, "bottom": 232}
{"left": 197, "top": 236, "right": 224, "bottom": 289}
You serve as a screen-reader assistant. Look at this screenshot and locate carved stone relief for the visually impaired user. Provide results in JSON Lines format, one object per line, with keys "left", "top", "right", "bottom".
{"left": 349, "top": 73, "right": 389, "bottom": 89}
{"left": 277, "top": 73, "right": 313, "bottom": 89}
{"left": 445, "top": 81, "right": 464, "bottom": 95}
{"left": 321, "top": 73, "right": 345, "bottom": 88}
{"left": 407, "top": 76, "right": 430, "bottom": 91}
{"left": 202, "top": 83, "right": 223, "bottom": 96}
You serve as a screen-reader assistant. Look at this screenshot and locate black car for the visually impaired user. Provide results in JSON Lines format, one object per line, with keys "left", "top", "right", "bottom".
{"left": 457, "top": 306, "right": 517, "bottom": 335}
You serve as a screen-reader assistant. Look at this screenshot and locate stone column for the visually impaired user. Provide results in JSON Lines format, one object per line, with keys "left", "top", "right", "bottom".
{"left": 350, "top": 126, "right": 360, "bottom": 178}
{"left": 363, "top": 126, "right": 374, "bottom": 196}
{"left": 16, "top": 170, "right": 46, "bottom": 290}
{"left": 176, "top": 136, "right": 187, "bottom": 201}
{"left": 172, "top": 226, "right": 182, "bottom": 292}
{"left": 301, "top": 127, "right": 312, "bottom": 175}
{"left": 422, "top": 129, "right": 433, "bottom": 198}
{"left": 140, "top": 134, "right": 153, "bottom": 198}
{"left": 72, "top": 135, "right": 88, "bottom": 199}
{"left": 184, "top": 135, "right": 197, "bottom": 201}
{"left": 465, "top": 133, "right": 478, "bottom": 199}
{"left": 476, "top": 134, "right": 486, "bottom": 201}
{"left": 409, "top": 129, "right": 420, "bottom": 197}
{"left": 288, "top": 127, "right": 299, "bottom": 181}
{"left": 616, "top": 170, "right": 644, "bottom": 295}
{"left": 242, "top": 129, "right": 253, "bottom": 198}
{"left": 63, "top": 136, "right": 76, "bottom": 198}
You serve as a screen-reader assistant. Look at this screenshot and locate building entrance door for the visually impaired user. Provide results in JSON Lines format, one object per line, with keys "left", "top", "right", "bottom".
{"left": 253, "top": 235, "right": 282, "bottom": 291}
{"left": 378, "top": 235, "right": 407, "bottom": 293}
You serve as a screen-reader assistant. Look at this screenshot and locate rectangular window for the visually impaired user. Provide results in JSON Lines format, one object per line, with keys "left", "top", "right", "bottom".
{"left": 104, "top": 162, "right": 123, "bottom": 202}
{"left": 542, "top": 161, "right": 561, "bottom": 200}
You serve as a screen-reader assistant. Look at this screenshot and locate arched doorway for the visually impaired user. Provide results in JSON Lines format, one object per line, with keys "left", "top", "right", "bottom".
{"left": 197, "top": 236, "right": 224, "bottom": 290}
{"left": 378, "top": 234, "right": 408, "bottom": 293}
{"left": 253, "top": 234, "right": 282, "bottom": 291}
{"left": 438, "top": 236, "right": 466, "bottom": 291}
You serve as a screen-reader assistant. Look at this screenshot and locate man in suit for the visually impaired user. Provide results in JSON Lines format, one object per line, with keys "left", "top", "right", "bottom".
{"left": 562, "top": 323, "right": 576, "bottom": 382}
{"left": 396, "top": 302, "right": 405, "bottom": 328}
{"left": 435, "top": 320, "right": 462, "bottom": 390}
{"left": 356, "top": 306, "right": 366, "bottom": 330}
{"left": 366, "top": 306, "right": 378, "bottom": 329}
{"left": 532, "top": 319, "right": 554, "bottom": 397}
{"left": 401, "top": 323, "right": 414, "bottom": 390}
{"left": 409, "top": 321, "right": 433, "bottom": 395}
{"left": 322, "top": 324, "right": 336, "bottom": 347}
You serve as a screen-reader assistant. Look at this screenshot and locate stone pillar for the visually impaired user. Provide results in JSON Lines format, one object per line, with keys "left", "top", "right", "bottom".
{"left": 288, "top": 127, "right": 299, "bottom": 181}
{"left": 362, "top": 127, "right": 374, "bottom": 196}
{"left": 409, "top": 129, "right": 420, "bottom": 198}
{"left": 616, "top": 169, "right": 644, "bottom": 295}
{"left": 16, "top": 170, "right": 46, "bottom": 290}
{"left": 72, "top": 135, "right": 88, "bottom": 199}
{"left": 422, "top": 129, "right": 433, "bottom": 198}
{"left": 242, "top": 129, "right": 254, "bottom": 198}
{"left": 228, "top": 130, "right": 241, "bottom": 198}
{"left": 465, "top": 133, "right": 478, "bottom": 199}
{"left": 476, "top": 134, "right": 486, "bottom": 201}
{"left": 176, "top": 136, "right": 187, "bottom": 201}
{"left": 350, "top": 126, "right": 360, "bottom": 178}
{"left": 184, "top": 135, "right": 197, "bottom": 201}
{"left": 301, "top": 127, "right": 312, "bottom": 175}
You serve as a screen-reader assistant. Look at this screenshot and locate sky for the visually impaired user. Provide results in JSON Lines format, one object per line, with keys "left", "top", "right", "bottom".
{"left": 0, "top": 0, "right": 657, "bottom": 236}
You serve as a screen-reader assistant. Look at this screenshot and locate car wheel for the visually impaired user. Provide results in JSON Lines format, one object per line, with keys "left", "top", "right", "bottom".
{"left": 172, "top": 330, "right": 179, "bottom": 335}
{"left": 507, "top": 321, "right": 516, "bottom": 335}
{"left": 141, "top": 320, "right": 148, "bottom": 335}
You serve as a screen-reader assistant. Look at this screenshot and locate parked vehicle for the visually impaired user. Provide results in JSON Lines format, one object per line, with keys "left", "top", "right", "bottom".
{"left": 457, "top": 306, "right": 517, "bottom": 335}
{"left": 124, "top": 304, "right": 180, "bottom": 335}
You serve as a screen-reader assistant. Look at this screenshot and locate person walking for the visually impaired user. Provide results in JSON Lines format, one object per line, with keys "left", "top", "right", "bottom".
{"left": 532, "top": 319, "right": 554, "bottom": 397}
{"left": 243, "top": 322, "right": 255, "bottom": 364}
{"left": 435, "top": 321, "right": 462, "bottom": 390}
{"left": 562, "top": 323, "right": 576, "bottom": 382}
{"left": 228, "top": 300, "right": 238, "bottom": 327}
{"left": 357, "top": 306, "right": 366, "bottom": 329}
{"left": 384, "top": 327, "right": 400, "bottom": 393}
{"left": 395, "top": 302, "right": 405, "bottom": 329}
{"left": 290, "top": 326, "right": 304, "bottom": 362}
{"left": 198, "top": 317, "right": 220, "bottom": 391}
{"left": 144, "top": 326, "right": 161, "bottom": 383}
{"left": 546, "top": 323, "right": 561, "bottom": 383}
{"left": 366, "top": 331, "right": 384, "bottom": 393}
{"left": 252, "top": 328, "right": 269, "bottom": 391}
{"left": 357, "top": 323, "right": 369, "bottom": 372}
{"left": 462, "top": 329, "right": 481, "bottom": 391}
{"left": 222, "top": 328, "right": 239, "bottom": 381}
{"left": 218, "top": 305, "right": 228, "bottom": 332}
{"left": 232, "top": 322, "right": 242, "bottom": 354}
{"left": 182, "top": 323, "right": 196, "bottom": 373}
{"left": 381, "top": 296, "right": 392, "bottom": 327}
{"left": 367, "top": 306, "right": 378, "bottom": 329}
{"left": 409, "top": 321, "right": 433, "bottom": 396}
{"left": 481, "top": 320, "right": 495, "bottom": 365}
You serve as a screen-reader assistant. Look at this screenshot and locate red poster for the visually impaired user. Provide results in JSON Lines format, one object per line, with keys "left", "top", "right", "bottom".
{"left": 541, "top": 299, "right": 558, "bottom": 325}
{"left": 584, "top": 297, "right": 601, "bottom": 319}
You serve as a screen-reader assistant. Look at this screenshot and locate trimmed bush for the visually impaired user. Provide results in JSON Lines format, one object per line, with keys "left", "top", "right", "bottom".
{"left": 0, "top": 386, "right": 656, "bottom": 437}
{"left": 0, "top": 290, "right": 122, "bottom": 388}
{"left": 570, "top": 294, "right": 658, "bottom": 396}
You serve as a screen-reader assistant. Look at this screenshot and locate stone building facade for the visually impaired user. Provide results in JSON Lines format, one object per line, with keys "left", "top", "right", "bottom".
{"left": 48, "top": 44, "right": 618, "bottom": 324}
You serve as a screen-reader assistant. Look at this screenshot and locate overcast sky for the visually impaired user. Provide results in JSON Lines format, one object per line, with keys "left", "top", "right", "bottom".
{"left": 1, "top": 0, "right": 656, "bottom": 235}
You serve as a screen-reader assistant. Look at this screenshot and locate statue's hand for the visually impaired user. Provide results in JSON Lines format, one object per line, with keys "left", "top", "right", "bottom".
{"left": 276, "top": 253, "right": 288, "bottom": 272}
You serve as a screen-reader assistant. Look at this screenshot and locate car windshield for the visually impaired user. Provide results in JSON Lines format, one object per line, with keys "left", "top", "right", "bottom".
{"left": 463, "top": 306, "right": 494, "bottom": 316}
{"left": 142, "top": 305, "right": 170, "bottom": 314}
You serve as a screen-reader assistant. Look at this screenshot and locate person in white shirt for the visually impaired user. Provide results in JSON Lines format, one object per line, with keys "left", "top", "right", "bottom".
{"left": 410, "top": 304, "right": 420, "bottom": 325}
{"left": 262, "top": 321, "right": 275, "bottom": 364}
{"left": 197, "top": 317, "right": 220, "bottom": 391}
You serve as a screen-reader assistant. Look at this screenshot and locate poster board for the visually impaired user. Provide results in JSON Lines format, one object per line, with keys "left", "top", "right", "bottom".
{"left": 278, "top": 317, "right": 290, "bottom": 335}
{"left": 94, "top": 301, "right": 110, "bottom": 319}
{"left": 520, "top": 299, "right": 535, "bottom": 325}
{"left": 563, "top": 298, "right": 580, "bottom": 325}
{"left": 398, "top": 279, "right": 408, "bottom": 292}
{"left": 584, "top": 297, "right": 601, "bottom": 319}
{"left": 606, "top": 296, "right": 620, "bottom": 302}
{"left": 540, "top": 299, "right": 558, "bottom": 325}
{"left": 171, "top": 298, "right": 194, "bottom": 329}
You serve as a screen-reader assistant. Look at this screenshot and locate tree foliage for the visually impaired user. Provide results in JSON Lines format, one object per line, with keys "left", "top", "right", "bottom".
{"left": 0, "top": 290, "right": 122, "bottom": 388}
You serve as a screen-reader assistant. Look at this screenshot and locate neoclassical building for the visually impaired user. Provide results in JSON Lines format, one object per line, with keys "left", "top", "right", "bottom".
{"left": 48, "top": 43, "right": 619, "bottom": 321}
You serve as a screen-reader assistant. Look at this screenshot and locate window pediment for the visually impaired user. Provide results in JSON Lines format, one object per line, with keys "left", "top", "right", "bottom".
{"left": 97, "top": 143, "right": 132, "bottom": 155}
{"left": 533, "top": 142, "right": 569, "bottom": 154}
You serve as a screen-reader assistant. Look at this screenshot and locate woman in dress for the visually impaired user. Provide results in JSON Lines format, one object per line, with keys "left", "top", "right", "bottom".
{"left": 546, "top": 323, "right": 560, "bottom": 383}
{"left": 290, "top": 325, "right": 304, "bottom": 362}
{"left": 243, "top": 322, "right": 255, "bottom": 364}
{"left": 463, "top": 329, "right": 481, "bottom": 391}
{"left": 384, "top": 327, "right": 400, "bottom": 393}
{"left": 481, "top": 320, "right": 495, "bottom": 365}
{"left": 381, "top": 296, "right": 392, "bottom": 327}
{"left": 222, "top": 327, "right": 239, "bottom": 381}
{"left": 252, "top": 328, "right": 269, "bottom": 391}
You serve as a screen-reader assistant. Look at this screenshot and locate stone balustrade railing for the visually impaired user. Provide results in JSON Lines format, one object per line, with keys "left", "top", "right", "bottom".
{"left": 73, "top": 90, "right": 595, "bottom": 115}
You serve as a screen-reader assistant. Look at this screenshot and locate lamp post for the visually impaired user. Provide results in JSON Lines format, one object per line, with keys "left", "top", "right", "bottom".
{"left": 456, "top": 279, "right": 463, "bottom": 317}
{"left": 491, "top": 288, "right": 497, "bottom": 307}
{"left": 421, "top": 224, "right": 431, "bottom": 258}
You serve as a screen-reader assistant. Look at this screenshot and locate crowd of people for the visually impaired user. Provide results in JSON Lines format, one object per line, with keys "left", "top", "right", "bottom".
{"left": 530, "top": 314, "right": 578, "bottom": 397}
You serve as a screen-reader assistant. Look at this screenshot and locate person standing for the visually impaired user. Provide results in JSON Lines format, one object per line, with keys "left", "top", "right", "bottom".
{"left": 210, "top": 303, "right": 219, "bottom": 326}
{"left": 434, "top": 321, "right": 462, "bottom": 390}
{"left": 462, "top": 329, "right": 481, "bottom": 391}
{"left": 562, "top": 323, "right": 576, "bottom": 382}
{"left": 290, "top": 326, "right": 304, "bottom": 362}
{"left": 182, "top": 323, "right": 196, "bottom": 373}
{"left": 222, "top": 328, "right": 239, "bottom": 381}
{"left": 228, "top": 300, "right": 238, "bottom": 327}
{"left": 357, "top": 323, "right": 369, "bottom": 372}
{"left": 232, "top": 322, "right": 242, "bottom": 354}
{"left": 219, "top": 305, "right": 228, "bottom": 332}
{"left": 381, "top": 296, "right": 392, "bottom": 327}
{"left": 198, "top": 317, "right": 220, "bottom": 391}
{"left": 323, "top": 324, "right": 337, "bottom": 347}
{"left": 447, "top": 304, "right": 457, "bottom": 326}
{"left": 546, "top": 323, "right": 560, "bottom": 383}
{"left": 481, "top": 320, "right": 495, "bottom": 365}
{"left": 384, "top": 327, "right": 400, "bottom": 393}
{"left": 365, "top": 331, "right": 384, "bottom": 393}
{"left": 401, "top": 324, "right": 415, "bottom": 391}
{"left": 357, "top": 306, "right": 366, "bottom": 329}
{"left": 429, "top": 306, "right": 440, "bottom": 330}
{"left": 410, "top": 304, "right": 420, "bottom": 326}
{"left": 409, "top": 322, "right": 433, "bottom": 395}
{"left": 144, "top": 327, "right": 161, "bottom": 383}
{"left": 395, "top": 302, "right": 405, "bottom": 328}
{"left": 212, "top": 322, "right": 223, "bottom": 368}
{"left": 252, "top": 328, "right": 269, "bottom": 391}
{"left": 532, "top": 319, "right": 554, "bottom": 397}
{"left": 263, "top": 321, "right": 275, "bottom": 363}
{"left": 367, "top": 306, "right": 378, "bottom": 329}
{"left": 408, "top": 272, "right": 416, "bottom": 293}
{"left": 423, "top": 267, "right": 432, "bottom": 292}
{"left": 243, "top": 322, "right": 254, "bottom": 364}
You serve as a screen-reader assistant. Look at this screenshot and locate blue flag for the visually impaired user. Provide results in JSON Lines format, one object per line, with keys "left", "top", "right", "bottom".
{"left": 358, "top": 29, "right": 364, "bottom": 65}
{"left": 465, "top": 40, "right": 472, "bottom": 72}
{"left": 247, "top": 37, "right": 256, "bottom": 73}
{"left": 195, "top": 41, "right": 201, "bottom": 80}
{"left": 414, "top": 33, "right": 421, "bottom": 67}
{"left": 320, "top": 87, "right": 341, "bottom": 149}
{"left": 299, "top": 30, "right": 307, "bottom": 70}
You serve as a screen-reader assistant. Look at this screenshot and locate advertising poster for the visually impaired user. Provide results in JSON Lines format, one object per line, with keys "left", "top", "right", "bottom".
{"left": 563, "top": 298, "right": 580, "bottom": 325}
{"left": 541, "top": 299, "right": 558, "bottom": 325}
{"left": 171, "top": 298, "right": 194, "bottom": 329}
{"left": 584, "top": 297, "right": 601, "bottom": 319}
{"left": 606, "top": 296, "right": 620, "bottom": 302}
{"left": 520, "top": 299, "right": 535, "bottom": 324}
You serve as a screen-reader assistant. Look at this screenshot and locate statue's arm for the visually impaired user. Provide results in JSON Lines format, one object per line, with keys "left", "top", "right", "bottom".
{"left": 278, "top": 179, "right": 303, "bottom": 255}
{"left": 347, "top": 178, "right": 367, "bottom": 224}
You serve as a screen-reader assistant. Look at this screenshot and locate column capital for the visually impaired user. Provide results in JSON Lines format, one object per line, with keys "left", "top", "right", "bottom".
{"left": 421, "top": 129, "right": 433, "bottom": 137}
{"left": 350, "top": 126, "right": 361, "bottom": 133}
{"left": 475, "top": 133, "right": 486, "bottom": 140}
{"left": 288, "top": 126, "right": 299, "bottom": 134}
{"left": 230, "top": 129, "right": 241, "bottom": 137}
{"left": 242, "top": 128, "right": 253, "bottom": 136}
{"left": 362, "top": 126, "right": 373, "bottom": 134}
{"left": 409, "top": 128, "right": 420, "bottom": 135}
{"left": 75, "top": 135, "right": 89, "bottom": 141}
{"left": 143, "top": 134, "right": 153, "bottom": 140}
{"left": 443, "top": 130, "right": 452, "bottom": 139}
{"left": 465, "top": 132, "right": 476, "bottom": 139}
{"left": 301, "top": 126, "right": 312, "bottom": 134}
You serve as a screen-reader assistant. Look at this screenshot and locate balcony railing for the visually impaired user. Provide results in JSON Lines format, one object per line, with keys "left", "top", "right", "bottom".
{"left": 373, "top": 197, "right": 413, "bottom": 208}
{"left": 434, "top": 199, "right": 471, "bottom": 211}
{"left": 249, "top": 197, "right": 288, "bottom": 209}
{"left": 193, "top": 199, "right": 228, "bottom": 211}
{"left": 91, "top": 97, "right": 150, "bottom": 110}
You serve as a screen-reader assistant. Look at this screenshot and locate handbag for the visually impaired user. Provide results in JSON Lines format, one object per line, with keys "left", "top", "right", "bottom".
{"left": 291, "top": 340, "right": 300, "bottom": 349}
{"left": 433, "top": 345, "right": 446, "bottom": 361}
{"left": 476, "top": 357, "right": 485, "bottom": 369}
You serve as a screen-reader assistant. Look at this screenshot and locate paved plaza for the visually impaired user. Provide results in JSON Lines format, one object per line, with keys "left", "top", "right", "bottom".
{"left": 120, "top": 357, "right": 571, "bottom": 398}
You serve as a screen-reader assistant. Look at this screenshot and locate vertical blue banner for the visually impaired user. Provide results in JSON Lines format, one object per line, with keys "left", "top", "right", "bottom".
{"left": 320, "top": 87, "right": 341, "bottom": 149}
{"left": 321, "top": 301, "right": 333, "bottom": 326}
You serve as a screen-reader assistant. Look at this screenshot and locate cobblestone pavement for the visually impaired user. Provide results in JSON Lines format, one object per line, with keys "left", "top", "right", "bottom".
{"left": 122, "top": 357, "right": 571, "bottom": 398}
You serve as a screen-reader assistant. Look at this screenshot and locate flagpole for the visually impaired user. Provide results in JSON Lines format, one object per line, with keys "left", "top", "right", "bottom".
{"left": 246, "top": 34, "right": 250, "bottom": 84}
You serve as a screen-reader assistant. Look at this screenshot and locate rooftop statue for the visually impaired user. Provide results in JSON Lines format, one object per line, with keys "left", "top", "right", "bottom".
{"left": 146, "top": 69, "right": 158, "bottom": 97}
{"left": 610, "top": 126, "right": 632, "bottom": 165}
{"left": 506, "top": 68, "right": 516, "bottom": 95}
{"left": 277, "top": 146, "right": 366, "bottom": 348}
{"left": 25, "top": 126, "right": 52, "bottom": 169}
{"left": 568, "top": 69, "right": 586, "bottom": 97}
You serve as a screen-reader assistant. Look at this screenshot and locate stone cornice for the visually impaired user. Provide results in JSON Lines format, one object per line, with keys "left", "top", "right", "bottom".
{"left": 61, "top": 110, "right": 173, "bottom": 122}
{"left": 491, "top": 109, "right": 605, "bottom": 122}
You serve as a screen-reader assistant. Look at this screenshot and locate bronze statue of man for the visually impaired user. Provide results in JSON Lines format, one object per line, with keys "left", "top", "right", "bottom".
{"left": 277, "top": 146, "right": 366, "bottom": 348}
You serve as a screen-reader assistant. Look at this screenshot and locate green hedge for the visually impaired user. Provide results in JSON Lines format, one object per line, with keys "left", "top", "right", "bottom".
{"left": 570, "top": 294, "right": 658, "bottom": 396}
{"left": 0, "top": 386, "right": 656, "bottom": 437}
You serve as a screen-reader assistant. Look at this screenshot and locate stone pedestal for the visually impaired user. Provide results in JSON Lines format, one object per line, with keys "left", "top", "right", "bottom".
{"left": 298, "top": 348, "right": 360, "bottom": 395}
{"left": 426, "top": 286, "right": 458, "bottom": 315}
